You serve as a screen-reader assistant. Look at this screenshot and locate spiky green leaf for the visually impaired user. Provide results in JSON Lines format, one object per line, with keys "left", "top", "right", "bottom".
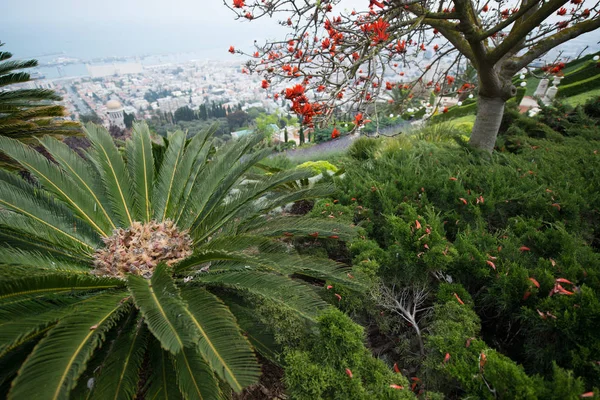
{"left": 128, "top": 264, "right": 199, "bottom": 354}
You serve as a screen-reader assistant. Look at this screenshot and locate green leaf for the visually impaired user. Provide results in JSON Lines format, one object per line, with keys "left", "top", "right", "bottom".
{"left": 172, "top": 346, "right": 223, "bottom": 400}
{"left": 152, "top": 130, "right": 186, "bottom": 222}
{"left": 85, "top": 123, "right": 134, "bottom": 227}
{"left": 0, "top": 179, "right": 100, "bottom": 250}
{"left": 180, "top": 286, "right": 260, "bottom": 392}
{"left": 0, "top": 135, "right": 111, "bottom": 237}
{"left": 90, "top": 314, "right": 148, "bottom": 400}
{"left": 8, "top": 291, "right": 128, "bottom": 400}
{"left": 196, "top": 271, "right": 328, "bottom": 320}
{"left": 144, "top": 339, "right": 183, "bottom": 400}
{"left": 0, "top": 274, "right": 124, "bottom": 320}
{"left": 38, "top": 136, "right": 116, "bottom": 232}
{"left": 126, "top": 122, "right": 155, "bottom": 222}
{"left": 128, "top": 264, "right": 199, "bottom": 354}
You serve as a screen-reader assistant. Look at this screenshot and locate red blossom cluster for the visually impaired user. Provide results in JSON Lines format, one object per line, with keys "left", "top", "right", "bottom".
{"left": 284, "top": 84, "right": 322, "bottom": 126}
{"left": 541, "top": 62, "right": 566, "bottom": 74}
{"left": 360, "top": 18, "right": 390, "bottom": 45}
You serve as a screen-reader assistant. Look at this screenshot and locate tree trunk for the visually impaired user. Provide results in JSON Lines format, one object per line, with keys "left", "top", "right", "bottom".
{"left": 469, "top": 95, "right": 506, "bottom": 152}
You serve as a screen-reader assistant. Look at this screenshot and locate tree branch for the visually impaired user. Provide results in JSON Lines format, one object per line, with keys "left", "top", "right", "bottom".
{"left": 487, "top": 0, "right": 570, "bottom": 65}
{"left": 513, "top": 16, "right": 600, "bottom": 71}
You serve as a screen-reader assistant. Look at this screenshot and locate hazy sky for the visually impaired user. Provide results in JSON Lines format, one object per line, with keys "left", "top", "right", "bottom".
{"left": 1, "top": 0, "right": 598, "bottom": 60}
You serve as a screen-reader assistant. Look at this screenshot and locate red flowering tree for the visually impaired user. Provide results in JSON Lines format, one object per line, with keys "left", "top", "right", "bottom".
{"left": 227, "top": 0, "right": 599, "bottom": 152}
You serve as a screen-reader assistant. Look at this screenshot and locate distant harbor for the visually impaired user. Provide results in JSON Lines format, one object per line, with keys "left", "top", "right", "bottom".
{"left": 30, "top": 51, "right": 229, "bottom": 80}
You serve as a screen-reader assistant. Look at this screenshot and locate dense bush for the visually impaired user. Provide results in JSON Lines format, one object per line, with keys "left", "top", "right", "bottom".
{"left": 331, "top": 134, "right": 600, "bottom": 394}
{"left": 285, "top": 309, "right": 414, "bottom": 400}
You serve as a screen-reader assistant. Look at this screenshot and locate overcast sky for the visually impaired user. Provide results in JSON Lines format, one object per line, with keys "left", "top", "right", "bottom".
{"left": 1, "top": 0, "right": 597, "bottom": 60}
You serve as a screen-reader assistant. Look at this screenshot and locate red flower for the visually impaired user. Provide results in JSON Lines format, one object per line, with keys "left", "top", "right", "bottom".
{"left": 395, "top": 40, "right": 407, "bottom": 53}
{"left": 386, "top": 81, "right": 394, "bottom": 90}
{"left": 482, "top": 4, "right": 489, "bottom": 11}
{"left": 582, "top": 8, "right": 590, "bottom": 17}
{"left": 285, "top": 84, "right": 305, "bottom": 100}
{"left": 228, "top": 46, "right": 235, "bottom": 54}
{"left": 233, "top": 0, "right": 244, "bottom": 8}
{"left": 501, "top": 9, "right": 510, "bottom": 18}
{"left": 317, "top": 85, "right": 326, "bottom": 92}
{"left": 337, "top": 92, "right": 344, "bottom": 99}
{"left": 261, "top": 80, "right": 269, "bottom": 89}
{"left": 331, "top": 128, "right": 341, "bottom": 139}
{"left": 322, "top": 38, "right": 331, "bottom": 49}
{"left": 253, "top": 51, "right": 259, "bottom": 58}
{"left": 244, "top": 12, "right": 253, "bottom": 19}
{"left": 352, "top": 52, "right": 360, "bottom": 61}
{"left": 446, "top": 75, "right": 455, "bottom": 85}
{"left": 433, "top": 44, "right": 439, "bottom": 51}
{"left": 443, "top": 107, "right": 449, "bottom": 113}
{"left": 420, "top": 43, "right": 426, "bottom": 51}
{"left": 368, "top": 18, "right": 390, "bottom": 45}
{"left": 557, "top": 7, "right": 567, "bottom": 15}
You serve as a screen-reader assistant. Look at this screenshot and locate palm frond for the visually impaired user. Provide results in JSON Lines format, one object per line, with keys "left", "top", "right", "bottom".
{"left": 220, "top": 297, "right": 282, "bottom": 365}
{"left": 240, "top": 215, "right": 356, "bottom": 240}
{"left": 126, "top": 122, "right": 155, "bottom": 223}
{"left": 0, "top": 247, "right": 89, "bottom": 274}
{"left": 90, "top": 314, "right": 148, "bottom": 400}
{"left": 38, "top": 136, "right": 116, "bottom": 232}
{"left": 0, "top": 59, "right": 38, "bottom": 76}
{"left": 143, "top": 338, "right": 182, "bottom": 400}
{"left": 172, "top": 346, "right": 222, "bottom": 400}
{"left": 180, "top": 286, "right": 260, "bottom": 392}
{"left": 0, "top": 88, "right": 62, "bottom": 102}
{"left": 0, "top": 135, "right": 112, "bottom": 237}
{"left": 174, "top": 124, "right": 218, "bottom": 222}
{"left": 128, "top": 263, "right": 199, "bottom": 354}
{"left": 152, "top": 130, "right": 186, "bottom": 222}
{"left": 0, "top": 302, "right": 77, "bottom": 358}
{"left": 0, "top": 179, "right": 101, "bottom": 249}
{"left": 196, "top": 271, "right": 328, "bottom": 321}
{"left": 8, "top": 292, "right": 129, "bottom": 400}
{"left": 191, "top": 169, "right": 323, "bottom": 242}
{"left": 85, "top": 123, "right": 134, "bottom": 227}
{"left": 0, "top": 274, "right": 123, "bottom": 320}
{"left": 176, "top": 133, "right": 266, "bottom": 230}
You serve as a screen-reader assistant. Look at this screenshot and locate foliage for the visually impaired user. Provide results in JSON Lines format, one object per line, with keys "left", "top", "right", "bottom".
{"left": 430, "top": 102, "right": 477, "bottom": 123}
{"left": 560, "top": 59, "right": 600, "bottom": 86}
{"left": 284, "top": 309, "right": 414, "bottom": 400}
{"left": 347, "top": 137, "right": 382, "bottom": 161}
{"left": 557, "top": 74, "right": 600, "bottom": 98}
{"left": 0, "top": 121, "right": 360, "bottom": 399}
{"left": 331, "top": 133, "right": 600, "bottom": 393}
{"left": 0, "top": 42, "right": 81, "bottom": 167}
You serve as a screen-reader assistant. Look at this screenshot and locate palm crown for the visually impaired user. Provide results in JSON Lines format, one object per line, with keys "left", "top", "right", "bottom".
{"left": 0, "top": 122, "right": 356, "bottom": 399}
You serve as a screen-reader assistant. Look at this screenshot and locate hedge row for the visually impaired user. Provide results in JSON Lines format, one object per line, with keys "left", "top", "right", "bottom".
{"left": 430, "top": 101, "right": 477, "bottom": 123}
{"left": 557, "top": 74, "right": 600, "bottom": 98}
{"left": 560, "top": 60, "right": 600, "bottom": 86}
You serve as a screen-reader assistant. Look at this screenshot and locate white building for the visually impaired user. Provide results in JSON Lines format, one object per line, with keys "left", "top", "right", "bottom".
{"left": 106, "top": 100, "right": 125, "bottom": 129}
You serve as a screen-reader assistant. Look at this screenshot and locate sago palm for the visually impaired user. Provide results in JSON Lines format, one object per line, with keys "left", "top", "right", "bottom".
{"left": 0, "top": 122, "right": 356, "bottom": 399}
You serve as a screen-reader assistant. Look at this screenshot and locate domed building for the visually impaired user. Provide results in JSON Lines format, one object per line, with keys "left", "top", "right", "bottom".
{"left": 106, "top": 100, "right": 125, "bottom": 129}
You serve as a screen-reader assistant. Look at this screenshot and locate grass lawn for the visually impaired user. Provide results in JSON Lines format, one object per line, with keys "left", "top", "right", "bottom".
{"left": 561, "top": 88, "right": 600, "bottom": 107}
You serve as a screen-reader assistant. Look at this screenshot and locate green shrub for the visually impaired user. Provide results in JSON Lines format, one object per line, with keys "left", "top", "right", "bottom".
{"left": 335, "top": 136, "right": 600, "bottom": 389}
{"left": 557, "top": 74, "right": 600, "bottom": 98}
{"left": 284, "top": 309, "right": 414, "bottom": 400}
{"left": 347, "top": 137, "right": 382, "bottom": 160}
{"left": 430, "top": 102, "right": 477, "bottom": 123}
{"left": 560, "top": 60, "right": 600, "bottom": 86}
